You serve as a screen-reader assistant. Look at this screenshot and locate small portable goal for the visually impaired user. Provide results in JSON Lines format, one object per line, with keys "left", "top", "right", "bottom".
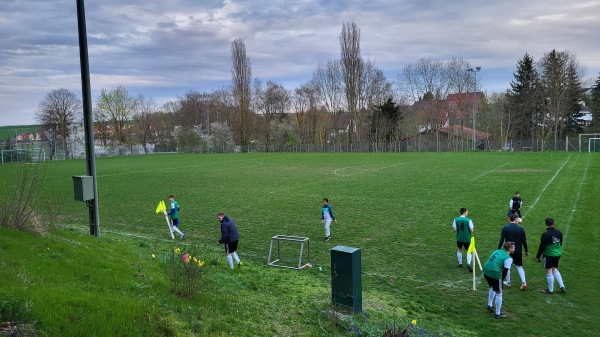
{"left": 267, "top": 235, "right": 311, "bottom": 269}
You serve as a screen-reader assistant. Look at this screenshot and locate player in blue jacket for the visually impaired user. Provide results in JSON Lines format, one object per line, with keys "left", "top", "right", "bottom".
{"left": 321, "top": 198, "right": 337, "bottom": 241}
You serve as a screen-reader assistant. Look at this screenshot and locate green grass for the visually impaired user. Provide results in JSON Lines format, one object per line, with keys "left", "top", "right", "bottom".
{"left": 0, "top": 125, "right": 39, "bottom": 140}
{"left": 0, "top": 152, "right": 599, "bottom": 336}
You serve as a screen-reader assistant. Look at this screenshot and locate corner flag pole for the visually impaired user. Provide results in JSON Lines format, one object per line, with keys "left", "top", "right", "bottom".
{"left": 468, "top": 237, "right": 482, "bottom": 290}
{"left": 156, "top": 200, "right": 174, "bottom": 239}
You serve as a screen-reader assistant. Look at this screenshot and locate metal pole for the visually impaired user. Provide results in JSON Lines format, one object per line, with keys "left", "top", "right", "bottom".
{"left": 467, "top": 67, "right": 481, "bottom": 150}
{"left": 76, "top": 0, "right": 100, "bottom": 237}
{"left": 473, "top": 74, "right": 476, "bottom": 149}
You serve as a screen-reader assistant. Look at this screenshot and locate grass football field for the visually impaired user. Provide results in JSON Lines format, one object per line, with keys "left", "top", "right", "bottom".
{"left": 0, "top": 152, "right": 598, "bottom": 336}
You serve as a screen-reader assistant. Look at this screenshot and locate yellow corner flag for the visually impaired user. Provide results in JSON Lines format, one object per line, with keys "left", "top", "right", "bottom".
{"left": 467, "top": 236, "right": 475, "bottom": 253}
{"left": 155, "top": 200, "right": 166, "bottom": 214}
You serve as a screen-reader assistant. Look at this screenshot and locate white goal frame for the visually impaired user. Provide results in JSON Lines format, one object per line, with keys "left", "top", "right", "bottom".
{"left": 589, "top": 138, "right": 600, "bottom": 153}
{"left": 578, "top": 133, "right": 600, "bottom": 152}
{"left": 1, "top": 149, "right": 29, "bottom": 164}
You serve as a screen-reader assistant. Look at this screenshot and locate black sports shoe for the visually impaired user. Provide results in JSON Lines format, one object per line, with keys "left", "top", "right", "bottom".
{"left": 486, "top": 306, "right": 493, "bottom": 312}
{"left": 458, "top": 264, "right": 463, "bottom": 268}
{"left": 495, "top": 313, "right": 507, "bottom": 319}
{"left": 559, "top": 287, "right": 566, "bottom": 293}
{"left": 540, "top": 289, "right": 554, "bottom": 294}
{"left": 466, "top": 264, "right": 473, "bottom": 272}
{"left": 324, "top": 236, "right": 330, "bottom": 241}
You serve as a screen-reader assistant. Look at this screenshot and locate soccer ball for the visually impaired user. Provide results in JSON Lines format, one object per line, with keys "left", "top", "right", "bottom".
{"left": 517, "top": 218, "right": 523, "bottom": 224}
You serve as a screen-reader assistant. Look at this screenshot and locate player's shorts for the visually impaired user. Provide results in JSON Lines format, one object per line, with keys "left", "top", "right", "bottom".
{"left": 484, "top": 274, "right": 503, "bottom": 292}
{"left": 510, "top": 253, "right": 523, "bottom": 266}
{"left": 457, "top": 241, "right": 471, "bottom": 250}
{"left": 542, "top": 255, "right": 560, "bottom": 269}
{"left": 172, "top": 218, "right": 180, "bottom": 227}
{"left": 225, "top": 240, "right": 239, "bottom": 254}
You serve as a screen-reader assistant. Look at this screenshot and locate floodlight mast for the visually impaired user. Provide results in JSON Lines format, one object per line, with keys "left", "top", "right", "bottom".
{"left": 467, "top": 67, "right": 481, "bottom": 149}
{"left": 76, "top": 0, "right": 100, "bottom": 237}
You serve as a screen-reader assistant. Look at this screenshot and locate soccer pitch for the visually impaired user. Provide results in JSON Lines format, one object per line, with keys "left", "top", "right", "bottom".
{"left": 5, "top": 151, "right": 600, "bottom": 335}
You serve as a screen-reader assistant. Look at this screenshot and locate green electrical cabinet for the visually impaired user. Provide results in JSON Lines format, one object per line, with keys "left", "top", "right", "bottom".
{"left": 72, "top": 175, "right": 94, "bottom": 201}
{"left": 330, "top": 245, "right": 362, "bottom": 313}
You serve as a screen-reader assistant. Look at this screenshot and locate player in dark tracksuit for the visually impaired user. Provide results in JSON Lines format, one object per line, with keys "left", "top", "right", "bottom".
{"left": 218, "top": 212, "right": 242, "bottom": 269}
{"left": 498, "top": 213, "right": 529, "bottom": 289}
{"left": 509, "top": 191, "right": 522, "bottom": 218}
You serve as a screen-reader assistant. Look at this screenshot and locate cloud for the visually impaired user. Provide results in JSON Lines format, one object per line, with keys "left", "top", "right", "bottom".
{"left": 0, "top": 0, "right": 599, "bottom": 125}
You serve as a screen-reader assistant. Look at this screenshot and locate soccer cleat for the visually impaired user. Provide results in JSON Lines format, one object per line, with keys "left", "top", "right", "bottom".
{"left": 458, "top": 264, "right": 463, "bottom": 268}
{"left": 520, "top": 283, "right": 527, "bottom": 290}
{"left": 324, "top": 236, "right": 330, "bottom": 241}
{"left": 503, "top": 281, "right": 512, "bottom": 288}
{"left": 466, "top": 264, "right": 473, "bottom": 272}
{"left": 180, "top": 233, "right": 185, "bottom": 240}
{"left": 540, "top": 289, "right": 554, "bottom": 294}
{"left": 560, "top": 287, "right": 566, "bottom": 293}
{"left": 486, "top": 306, "right": 493, "bottom": 312}
{"left": 495, "top": 313, "right": 507, "bottom": 319}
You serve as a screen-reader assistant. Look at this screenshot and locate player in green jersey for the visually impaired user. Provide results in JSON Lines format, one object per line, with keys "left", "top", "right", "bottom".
{"left": 168, "top": 195, "right": 185, "bottom": 240}
{"left": 534, "top": 218, "right": 566, "bottom": 294}
{"left": 452, "top": 208, "right": 474, "bottom": 271}
{"left": 483, "top": 241, "right": 515, "bottom": 319}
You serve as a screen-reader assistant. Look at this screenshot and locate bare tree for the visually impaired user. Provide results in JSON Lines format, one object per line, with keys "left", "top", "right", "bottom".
{"left": 311, "top": 60, "right": 344, "bottom": 144}
{"left": 231, "top": 38, "right": 252, "bottom": 148}
{"left": 339, "top": 22, "right": 363, "bottom": 145}
{"left": 538, "top": 49, "right": 585, "bottom": 150}
{"left": 131, "top": 94, "right": 156, "bottom": 154}
{"left": 36, "top": 88, "right": 81, "bottom": 159}
{"left": 254, "top": 80, "right": 291, "bottom": 148}
{"left": 95, "top": 85, "right": 138, "bottom": 147}
{"left": 293, "top": 83, "right": 321, "bottom": 145}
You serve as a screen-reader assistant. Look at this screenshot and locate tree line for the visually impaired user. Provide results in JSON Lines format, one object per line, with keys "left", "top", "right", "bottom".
{"left": 35, "top": 22, "right": 600, "bottom": 158}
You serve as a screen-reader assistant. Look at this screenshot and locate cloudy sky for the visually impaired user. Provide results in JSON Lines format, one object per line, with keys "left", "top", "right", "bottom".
{"left": 1, "top": 0, "right": 599, "bottom": 126}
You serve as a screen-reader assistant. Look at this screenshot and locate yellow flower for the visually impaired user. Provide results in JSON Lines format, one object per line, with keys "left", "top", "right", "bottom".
{"left": 151, "top": 253, "right": 156, "bottom": 259}
{"left": 198, "top": 260, "right": 205, "bottom": 267}
{"left": 174, "top": 247, "right": 181, "bottom": 254}
{"left": 411, "top": 320, "right": 417, "bottom": 326}
{"left": 193, "top": 257, "right": 198, "bottom": 263}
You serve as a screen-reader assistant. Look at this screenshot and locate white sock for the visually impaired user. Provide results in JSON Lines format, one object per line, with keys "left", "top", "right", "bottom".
{"left": 227, "top": 255, "right": 234, "bottom": 269}
{"left": 495, "top": 293, "right": 503, "bottom": 315}
{"left": 487, "top": 288, "right": 495, "bottom": 307}
{"left": 553, "top": 270, "right": 564, "bottom": 288}
{"left": 232, "top": 252, "right": 240, "bottom": 264}
{"left": 466, "top": 253, "right": 472, "bottom": 266}
{"left": 505, "top": 268, "right": 511, "bottom": 284}
{"left": 172, "top": 226, "right": 183, "bottom": 235}
{"left": 457, "top": 252, "right": 463, "bottom": 264}
{"left": 546, "top": 274, "right": 554, "bottom": 292}
{"left": 516, "top": 265, "right": 526, "bottom": 284}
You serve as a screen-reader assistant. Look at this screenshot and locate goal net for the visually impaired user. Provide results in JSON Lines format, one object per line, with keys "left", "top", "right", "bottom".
{"left": 578, "top": 133, "right": 600, "bottom": 152}
{"left": 1, "top": 149, "right": 29, "bottom": 164}
{"left": 589, "top": 138, "right": 600, "bottom": 153}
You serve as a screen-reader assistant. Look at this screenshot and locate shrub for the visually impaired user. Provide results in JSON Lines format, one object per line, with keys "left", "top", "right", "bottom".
{"left": 165, "top": 246, "right": 206, "bottom": 298}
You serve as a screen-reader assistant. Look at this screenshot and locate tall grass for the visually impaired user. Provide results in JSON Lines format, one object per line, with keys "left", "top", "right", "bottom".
{"left": 0, "top": 152, "right": 598, "bottom": 336}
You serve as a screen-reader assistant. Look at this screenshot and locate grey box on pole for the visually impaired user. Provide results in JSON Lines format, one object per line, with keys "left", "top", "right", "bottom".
{"left": 72, "top": 175, "right": 94, "bottom": 201}
{"left": 330, "top": 245, "right": 362, "bottom": 313}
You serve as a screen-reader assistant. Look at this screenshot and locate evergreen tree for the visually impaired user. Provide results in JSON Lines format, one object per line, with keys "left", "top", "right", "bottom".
{"left": 590, "top": 73, "right": 600, "bottom": 131}
{"left": 509, "top": 53, "right": 542, "bottom": 141}
{"left": 563, "top": 63, "right": 585, "bottom": 135}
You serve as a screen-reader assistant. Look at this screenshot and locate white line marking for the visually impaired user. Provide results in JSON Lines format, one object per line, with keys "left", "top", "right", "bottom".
{"left": 333, "top": 164, "right": 401, "bottom": 177}
{"left": 522, "top": 154, "right": 572, "bottom": 220}
{"left": 561, "top": 155, "right": 591, "bottom": 250}
{"left": 471, "top": 163, "right": 509, "bottom": 181}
